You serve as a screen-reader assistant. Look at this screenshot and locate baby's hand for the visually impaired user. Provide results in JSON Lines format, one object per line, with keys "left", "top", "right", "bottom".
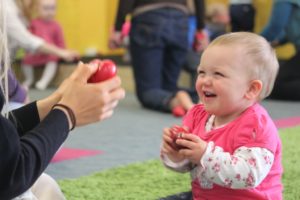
{"left": 176, "top": 133, "right": 207, "bottom": 164}
{"left": 161, "top": 127, "right": 185, "bottom": 162}
{"left": 169, "top": 125, "right": 190, "bottom": 150}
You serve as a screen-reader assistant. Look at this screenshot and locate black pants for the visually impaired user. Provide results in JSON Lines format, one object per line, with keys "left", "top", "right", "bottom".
{"left": 269, "top": 50, "right": 300, "bottom": 100}
{"left": 159, "top": 191, "right": 193, "bottom": 200}
{"left": 230, "top": 4, "right": 255, "bottom": 32}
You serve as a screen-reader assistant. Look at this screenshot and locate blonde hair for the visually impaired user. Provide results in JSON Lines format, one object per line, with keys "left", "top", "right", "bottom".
{"left": 15, "top": 0, "right": 39, "bottom": 21}
{"left": 209, "top": 32, "right": 279, "bottom": 100}
{"left": 0, "top": 0, "right": 11, "bottom": 115}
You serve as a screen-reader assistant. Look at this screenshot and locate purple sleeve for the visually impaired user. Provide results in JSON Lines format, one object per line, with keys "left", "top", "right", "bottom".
{"left": 8, "top": 69, "right": 27, "bottom": 103}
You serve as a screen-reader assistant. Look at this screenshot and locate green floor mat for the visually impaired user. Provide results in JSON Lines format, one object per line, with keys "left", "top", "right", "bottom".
{"left": 59, "top": 126, "right": 300, "bottom": 200}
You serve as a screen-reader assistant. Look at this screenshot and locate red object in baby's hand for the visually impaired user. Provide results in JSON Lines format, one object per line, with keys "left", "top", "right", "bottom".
{"left": 88, "top": 59, "right": 117, "bottom": 83}
{"left": 169, "top": 125, "right": 190, "bottom": 150}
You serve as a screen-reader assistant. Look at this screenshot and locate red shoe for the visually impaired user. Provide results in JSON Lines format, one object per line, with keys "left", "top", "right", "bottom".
{"left": 172, "top": 105, "right": 186, "bottom": 117}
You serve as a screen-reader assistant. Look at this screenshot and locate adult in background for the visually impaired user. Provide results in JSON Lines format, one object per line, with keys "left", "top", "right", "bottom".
{"left": 6, "top": 0, "right": 79, "bottom": 107}
{"left": 230, "top": 0, "right": 255, "bottom": 32}
{"left": 109, "top": 0, "right": 208, "bottom": 116}
{"left": 261, "top": 0, "right": 300, "bottom": 100}
{"left": 21, "top": 0, "right": 70, "bottom": 90}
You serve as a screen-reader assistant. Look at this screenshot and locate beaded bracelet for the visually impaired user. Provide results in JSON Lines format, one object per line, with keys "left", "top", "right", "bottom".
{"left": 52, "top": 103, "right": 76, "bottom": 131}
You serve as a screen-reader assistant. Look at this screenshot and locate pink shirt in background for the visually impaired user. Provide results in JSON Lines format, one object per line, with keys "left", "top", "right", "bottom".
{"left": 22, "top": 19, "right": 66, "bottom": 66}
{"left": 183, "top": 103, "right": 283, "bottom": 200}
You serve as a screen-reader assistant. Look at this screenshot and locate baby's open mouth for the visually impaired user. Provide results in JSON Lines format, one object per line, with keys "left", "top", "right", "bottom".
{"left": 204, "top": 91, "right": 217, "bottom": 98}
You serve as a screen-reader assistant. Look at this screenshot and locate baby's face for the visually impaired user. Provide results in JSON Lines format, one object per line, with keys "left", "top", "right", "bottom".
{"left": 38, "top": 0, "right": 56, "bottom": 20}
{"left": 195, "top": 44, "right": 252, "bottom": 118}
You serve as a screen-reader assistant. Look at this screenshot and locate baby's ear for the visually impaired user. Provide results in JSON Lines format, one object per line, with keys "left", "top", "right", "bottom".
{"left": 245, "top": 80, "right": 263, "bottom": 100}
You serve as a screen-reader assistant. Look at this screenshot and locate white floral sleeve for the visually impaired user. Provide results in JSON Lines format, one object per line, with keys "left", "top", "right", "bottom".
{"left": 161, "top": 153, "right": 195, "bottom": 173}
{"left": 199, "top": 142, "right": 274, "bottom": 189}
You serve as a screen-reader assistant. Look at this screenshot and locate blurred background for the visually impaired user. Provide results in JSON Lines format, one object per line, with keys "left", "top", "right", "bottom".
{"left": 54, "top": 0, "right": 294, "bottom": 59}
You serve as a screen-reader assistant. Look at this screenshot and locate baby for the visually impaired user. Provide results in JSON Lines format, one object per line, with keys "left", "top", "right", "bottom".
{"left": 161, "top": 32, "right": 282, "bottom": 200}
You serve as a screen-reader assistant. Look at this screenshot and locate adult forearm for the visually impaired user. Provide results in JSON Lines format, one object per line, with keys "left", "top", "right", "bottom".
{"left": 36, "top": 91, "right": 61, "bottom": 121}
{"left": 37, "top": 42, "right": 65, "bottom": 58}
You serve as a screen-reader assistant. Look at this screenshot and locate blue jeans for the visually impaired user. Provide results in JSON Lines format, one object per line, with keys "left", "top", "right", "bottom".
{"left": 130, "top": 8, "right": 189, "bottom": 111}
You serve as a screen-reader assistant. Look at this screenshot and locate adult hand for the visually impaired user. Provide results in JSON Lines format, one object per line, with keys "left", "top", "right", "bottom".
{"left": 56, "top": 61, "right": 125, "bottom": 127}
{"left": 108, "top": 29, "right": 122, "bottom": 49}
{"left": 59, "top": 49, "right": 80, "bottom": 62}
{"left": 39, "top": 43, "right": 80, "bottom": 62}
{"left": 176, "top": 133, "right": 207, "bottom": 164}
{"left": 161, "top": 128, "right": 185, "bottom": 163}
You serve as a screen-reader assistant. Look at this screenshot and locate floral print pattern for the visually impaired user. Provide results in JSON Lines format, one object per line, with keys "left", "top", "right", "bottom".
{"left": 199, "top": 142, "right": 274, "bottom": 189}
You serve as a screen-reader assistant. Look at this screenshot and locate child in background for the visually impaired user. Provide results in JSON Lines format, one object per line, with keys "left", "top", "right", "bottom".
{"left": 161, "top": 32, "right": 282, "bottom": 200}
{"left": 21, "top": 0, "right": 65, "bottom": 90}
{"left": 184, "top": 3, "right": 230, "bottom": 93}
{"left": 205, "top": 3, "right": 230, "bottom": 41}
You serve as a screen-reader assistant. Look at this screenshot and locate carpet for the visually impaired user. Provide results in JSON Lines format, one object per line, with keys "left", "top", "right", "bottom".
{"left": 58, "top": 126, "right": 300, "bottom": 200}
{"left": 51, "top": 148, "right": 102, "bottom": 163}
{"left": 51, "top": 117, "right": 300, "bottom": 164}
{"left": 274, "top": 116, "right": 300, "bottom": 129}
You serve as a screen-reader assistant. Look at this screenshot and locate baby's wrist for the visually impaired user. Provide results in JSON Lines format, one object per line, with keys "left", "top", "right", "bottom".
{"left": 199, "top": 141, "right": 214, "bottom": 167}
{"left": 169, "top": 155, "right": 185, "bottom": 163}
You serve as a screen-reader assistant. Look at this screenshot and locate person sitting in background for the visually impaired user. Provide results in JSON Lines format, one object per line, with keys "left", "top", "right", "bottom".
{"left": 7, "top": 0, "right": 79, "bottom": 62}
{"left": 5, "top": 0, "right": 79, "bottom": 108}
{"left": 261, "top": 0, "right": 300, "bottom": 100}
{"left": 109, "top": 0, "right": 208, "bottom": 117}
{"left": 205, "top": 3, "right": 230, "bottom": 41}
{"left": 184, "top": 2, "right": 230, "bottom": 89}
{"left": 21, "top": 0, "right": 67, "bottom": 90}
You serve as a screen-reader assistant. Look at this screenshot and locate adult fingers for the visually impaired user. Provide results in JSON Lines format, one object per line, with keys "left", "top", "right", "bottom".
{"left": 70, "top": 61, "right": 98, "bottom": 83}
{"left": 99, "top": 109, "right": 114, "bottom": 121}
{"left": 109, "top": 87, "right": 126, "bottom": 102}
{"left": 94, "top": 76, "right": 123, "bottom": 92}
{"left": 98, "top": 100, "right": 120, "bottom": 115}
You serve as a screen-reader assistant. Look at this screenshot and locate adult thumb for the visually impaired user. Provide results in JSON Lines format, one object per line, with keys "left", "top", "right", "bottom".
{"left": 70, "top": 61, "right": 98, "bottom": 82}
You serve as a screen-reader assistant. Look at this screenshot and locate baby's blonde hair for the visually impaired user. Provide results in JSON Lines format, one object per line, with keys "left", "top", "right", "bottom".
{"left": 209, "top": 32, "right": 279, "bottom": 100}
